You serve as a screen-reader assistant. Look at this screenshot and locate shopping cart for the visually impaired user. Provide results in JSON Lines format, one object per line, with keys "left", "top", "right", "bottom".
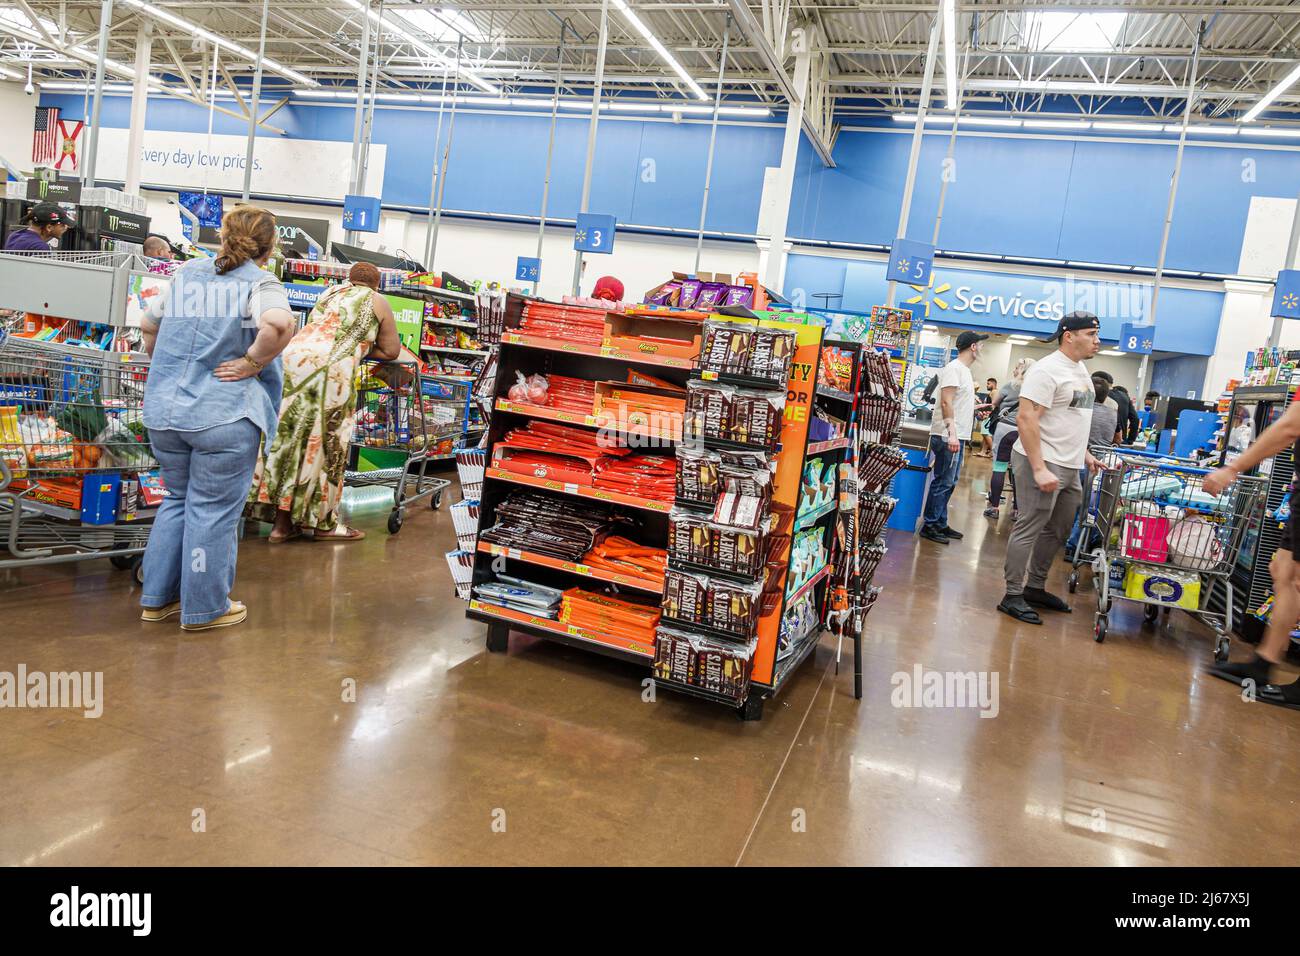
{"left": 0, "top": 330, "right": 158, "bottom": 580}
{"left": 1084, "top": 452, "right": 1265, "bottom": 660}
{"left": 345, "top": 358, "right": 452, "bottom": 534}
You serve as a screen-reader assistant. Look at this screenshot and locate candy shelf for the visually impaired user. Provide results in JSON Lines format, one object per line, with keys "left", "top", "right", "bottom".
{"left": 476, "top": 541, "right": 662, "bottom": 594}
{"left": 499, "top": 331, "right": 696, "bottom": 370}
{"left": 786, "top": 561, "right": 832, "bottom": 605}
{"left": 484, "top": 467, "right": 672, "bottom": 514}
{"left": 806, "top": 437, "right": 851, "bottom": 455}
{"left": 422, "top": 345, "right": 489, "bottom": 357}
{"left": 468, "top": 600, "right": 654, "bottom": 663}
{"left": 493, "top": 399, "right": 678, "bottom": 444}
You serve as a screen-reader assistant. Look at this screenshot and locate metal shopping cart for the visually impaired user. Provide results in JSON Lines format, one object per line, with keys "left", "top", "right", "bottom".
{"left": 1084, "top": 452, "right": 1265, "bottom": 659}
{"left": 0, "top": 330, "right": 158, "bottom": 580}
{"left": 345, "top": 358, "right": 452, "bottom": 534}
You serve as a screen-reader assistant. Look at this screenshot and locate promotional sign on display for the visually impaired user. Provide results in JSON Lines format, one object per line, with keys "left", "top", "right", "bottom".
{"left": 283, "top": 283, "right": 326, "bottom": 311}
{"left": 573, "top": 213, "right": 616, "bottom": 254}
{"left": 1272, "top": 270, "right": 1300, "bottom": 320}
{"left": 886, "top": 238, "right": 935, "bottom": 286}
{"left": 1118, "top": 323, "right": 1154, "bottom": 354}
{"left": 26, "top": 177, "right": 81, "bottom": 203}
{"left": 920, "top": 346, "right": 947, "bottom": 367}
{"left": 516, "top": 256, "right": 541, "bottom": 282}
{"left": 177, "top": 191, "right": 222, "bottom": 243}
{"left": 343, "top": 195, "right": 382, "bottom": 233}
{"left": 382, "top": 294, "right": 424, "bottom": 349}
{"left": 275, "top": 216, "right": 331, "bottom": 258}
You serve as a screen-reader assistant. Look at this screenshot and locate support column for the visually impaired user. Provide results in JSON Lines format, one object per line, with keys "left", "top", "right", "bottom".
{"left": 427, "top": 38, "right": 463, "bottom": 268}
{"left": 759, "top": 28, "right": 809, "bottom": 296}
{"left": 534, "top": 20, "right": 568, "bottom": 294}
{"left": 886, "top": 14, "right": 940, "bottom": 309}
{"left": 240, "top": 0, "right": 270, "bottom": 201}
{"left": 422, "top": 60, "right": 451, "bottom": 270}
{"left": 347, "top": 2, "right": 372, "bottom": 195}
{"left": 83, "top": 0, "right": 114, "bottom": 188}
{"left": 124, "top": 21, "right": 152, "bottom": 195}
{"left": 570, "top": 0, "right": 609, "bottom": 297}
{"left": 1268, "top": 190, "right": 1300, "bottom": 347}
{"left": 1142, "top": 20, "right": 1204, "bottom": 394}
{"left": 694, "top": 15, "right": 731, "bottom": 275}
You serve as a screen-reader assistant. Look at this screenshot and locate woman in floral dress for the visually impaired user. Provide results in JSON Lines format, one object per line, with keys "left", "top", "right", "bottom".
{"left": 247, "top": 262, "right": 401, "bottom": 541}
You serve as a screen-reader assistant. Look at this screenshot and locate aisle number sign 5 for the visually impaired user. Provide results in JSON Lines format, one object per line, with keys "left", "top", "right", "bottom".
{"left": 887, "top": 238, "right": 935, "bottom": 286}
{"left": 574, "top": 213, "right": 617, "bottom": 254}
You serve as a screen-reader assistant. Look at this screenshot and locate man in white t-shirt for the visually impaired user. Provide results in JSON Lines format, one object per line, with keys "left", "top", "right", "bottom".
{"left": 920, "top": 330, "right": 987, "bottom": 545}
{"left": 997, "top": 312, "right": 1104, "bottom": 624}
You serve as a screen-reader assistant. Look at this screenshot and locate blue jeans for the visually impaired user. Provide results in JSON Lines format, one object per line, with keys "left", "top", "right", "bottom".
{"left": 141, "top": 420, "right": 261, "bottom": 626}
{"left": 922, "top": 433, "right": 964, "bottom": 529}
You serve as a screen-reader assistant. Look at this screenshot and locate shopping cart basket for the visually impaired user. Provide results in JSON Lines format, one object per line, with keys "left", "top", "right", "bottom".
{"left": 1085, "top": 452, "right": 1264, "bottom": 659}
{"left": 0, "top": 331, "right": 158, "bottom": 580}
{"left": 345, "top": 358, "right": 452, "bottom": 534}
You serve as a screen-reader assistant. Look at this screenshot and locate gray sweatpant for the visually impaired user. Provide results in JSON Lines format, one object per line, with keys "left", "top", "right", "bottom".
{"left": 1004, "top": 451, "right": 1083, "bottom": 596}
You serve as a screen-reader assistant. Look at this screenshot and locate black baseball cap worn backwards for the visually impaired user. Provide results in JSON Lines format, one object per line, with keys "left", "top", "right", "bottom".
{"left": 955, "top": 330, "right": 989, "bottom": 351}
{"left": 1042, "top": 310, "right": 1100, "bottom": 343}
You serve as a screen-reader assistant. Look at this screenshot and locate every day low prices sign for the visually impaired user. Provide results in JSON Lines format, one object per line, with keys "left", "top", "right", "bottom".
{"left": 90, "top": 128, "right": 388, "bottom": 201}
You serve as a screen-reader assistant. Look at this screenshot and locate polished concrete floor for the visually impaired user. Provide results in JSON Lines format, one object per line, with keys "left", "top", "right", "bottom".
{"left": 3, "top": 458, "right": 1299, "bottom": 867}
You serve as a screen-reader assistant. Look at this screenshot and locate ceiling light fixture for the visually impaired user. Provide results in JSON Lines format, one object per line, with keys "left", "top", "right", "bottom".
{"left": 339, "top": 0, "right": 498, "bottom": 94}
{"left": 1091, "top": 121, "right": 1163, "bottom": 132}
{"left": 119, "top": 0, "right": 316, "bottom": 86}
{"left": 1021, "top": 118, "right": 1091, "bottom": 130}
{"left": 959, "top": 115, "right": 1022, "bottom": 127}
{"left": 1238, "top": 126, "right": 1300, "bottom": 139}
{"left": 1243, "top": 62, "right": 1300, "bottom": 124}
{"left": 610, "top": 0, "right": 706, "bottom": 100}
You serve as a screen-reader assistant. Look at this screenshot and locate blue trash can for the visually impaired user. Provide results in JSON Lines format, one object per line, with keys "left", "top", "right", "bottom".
{"left": 887, "top": 446, "right": 932, "bottom": 534}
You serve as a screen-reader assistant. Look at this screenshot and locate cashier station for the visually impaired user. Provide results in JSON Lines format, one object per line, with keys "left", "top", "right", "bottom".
{"left": 1147, "top": 396, "right": 1218, "bottom": 459}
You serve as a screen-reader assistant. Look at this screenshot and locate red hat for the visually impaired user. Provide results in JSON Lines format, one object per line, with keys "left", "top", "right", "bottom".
{"left": 591, "top": 276, "right": 624, "bottom": 302}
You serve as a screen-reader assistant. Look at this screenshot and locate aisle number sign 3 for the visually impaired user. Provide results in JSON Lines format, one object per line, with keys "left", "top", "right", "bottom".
{"left": 887, "top": 238, "right": 935, "bottom": 286}
{"left": 1118, "top": 323, "right": 1154, "bottom": 355}
{"left": 574, "top": 213, "right": 616, "bottom": 254}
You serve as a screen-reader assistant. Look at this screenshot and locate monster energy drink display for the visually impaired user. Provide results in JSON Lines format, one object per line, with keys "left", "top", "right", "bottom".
{"left": 74, "top": 206, "right": 151, "bottom": 251}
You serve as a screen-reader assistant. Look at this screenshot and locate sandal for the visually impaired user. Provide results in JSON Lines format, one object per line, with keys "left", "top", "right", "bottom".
{"left": 268, "top": 527, "right": 303, "bottom": 544}
{"left": 312, "top": 524, "right": 366, "bottom": 542}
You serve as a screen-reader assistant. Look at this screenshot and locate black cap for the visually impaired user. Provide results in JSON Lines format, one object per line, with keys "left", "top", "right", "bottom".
{"left": 955, "top": 330, "right": 989, "bottom": 351}
{"left": 30, "top": 202, "right": 69, "bottom": 225}
{"left": 1041, "top": 310, "right": 1100, "bottom": 343}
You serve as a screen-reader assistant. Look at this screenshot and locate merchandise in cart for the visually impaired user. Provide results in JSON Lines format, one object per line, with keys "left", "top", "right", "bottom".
{"left": 1083, "top": 451, "right": 1265, "bottom": 658}
{"left": 344, "top": 357, "right": 451, "bottom": 535}
{"left": 0, "top": 331, "right": 160, "bottom": 580}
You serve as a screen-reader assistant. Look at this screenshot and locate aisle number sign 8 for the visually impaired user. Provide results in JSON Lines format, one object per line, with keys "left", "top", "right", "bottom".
{"left": 573, "top": 213, "right": 617, "bottom": 254}
{"left": 887, "top": 238, "right": 935, "bottom": 286}
{"left": 1118, "top": 323, "right": 1154, "bottom": 355}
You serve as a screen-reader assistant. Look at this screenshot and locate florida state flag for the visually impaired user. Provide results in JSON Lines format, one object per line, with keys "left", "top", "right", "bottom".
{"left": 55, "top": 119, "right": 85, "bottom": 170}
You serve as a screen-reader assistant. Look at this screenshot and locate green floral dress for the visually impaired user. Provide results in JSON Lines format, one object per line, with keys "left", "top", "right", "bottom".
{"left": 246, "top": 283, "right": 379, "bottom": 531}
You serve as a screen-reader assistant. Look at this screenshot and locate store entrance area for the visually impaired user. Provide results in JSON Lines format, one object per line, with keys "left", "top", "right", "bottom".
{"left": 6, "top": 458, "right": 1297, "bottom": 867}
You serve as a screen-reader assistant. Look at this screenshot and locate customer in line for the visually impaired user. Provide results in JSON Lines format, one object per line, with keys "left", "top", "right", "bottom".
{"left": 1203, "top": 409, "right": 1300, "bottom": 711}
{"left": 3, "top": 202, "right": 70, "bottom": 251}
{"left": 920, "top": 330, "right": 986, "bottom": 545}
{"left": 975, "top": 377, "right": 998, "bottom": 458}
{"left": 1145, "top": 390, "right": 1161, "bottom": 412}
{"left": 984, "top": 359, "right": 1033, "bottom": 520}
{"left": 1065, "top": 374, "right": 1120, "bottom": 555}
{"left": 143, "top": 235, "right": 174, "bottom": 260}
{"left": 1096, "top": 372, "right": 1140, "bottom": 444}
{"left": 997, "top": 312, "right": 1103, "bottom": 624}
{"left": 247, "top": 262, "right": 401, "bottom": 543}
{"left": 138, "top": 206, "right": 295, "bottom": 631}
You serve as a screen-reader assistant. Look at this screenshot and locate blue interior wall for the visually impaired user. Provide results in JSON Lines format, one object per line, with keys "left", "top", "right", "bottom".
{"left": 44, "top": 93, "right": 1300, "bottom": 277}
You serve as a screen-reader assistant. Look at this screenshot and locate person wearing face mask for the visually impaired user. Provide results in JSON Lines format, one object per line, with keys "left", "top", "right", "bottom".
{"left": 3, "top": 202, "right": 70, "bottom": 251}
{"left": 920, "top": 330, "right": 987, "bottom": 545}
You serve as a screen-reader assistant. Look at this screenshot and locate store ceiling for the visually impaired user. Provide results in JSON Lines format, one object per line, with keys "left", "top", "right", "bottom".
{"left": 3, "top": 1, "right": 1299, "bottom": 132}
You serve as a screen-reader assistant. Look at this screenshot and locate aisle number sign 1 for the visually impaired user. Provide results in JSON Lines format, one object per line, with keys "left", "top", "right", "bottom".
{"left": 516, "top": 257, "right": 541, "bottom": 282}
{"left": 574, "top": 213, "right": 616, "bottom": 254}
{"left": 887, "top": 238, "right": 935, "bottom": 285}
{"left": 1273, "top": 270, "right": 1300, "bottom": 319}
{"left": 342, "top": 195, "right": 381, "bottom": 233}
{"left": 1118, "top": 323, "right": 1154, "bottom": 355}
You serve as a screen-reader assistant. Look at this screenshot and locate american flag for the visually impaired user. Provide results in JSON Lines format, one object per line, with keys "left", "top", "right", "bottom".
{"left": 32, "top": 106, "right": 59, "bottom": 165}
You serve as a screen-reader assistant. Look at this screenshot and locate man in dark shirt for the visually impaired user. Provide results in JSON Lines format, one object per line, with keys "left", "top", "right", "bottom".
{"left": 3, "top": 202, "right": 70, "bottom": 252}
{"left": 1096, "top": 372, "right": 1140, "bottom": 444}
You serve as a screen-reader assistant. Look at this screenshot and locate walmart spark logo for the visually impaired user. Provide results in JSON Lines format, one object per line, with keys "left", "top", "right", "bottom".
{"left": 905, "top": 275, "right": 952, "bottom": 317}
{"left": 1283, "top": 293, "right": 1299, "bottom": 311}
{"left": 574, "top": 227, "right": 588, "bottom": 245}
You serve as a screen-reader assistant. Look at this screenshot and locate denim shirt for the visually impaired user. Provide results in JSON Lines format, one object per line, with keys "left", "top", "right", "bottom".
{"left": 143, "top": 257, "right": 288, "bottom": 444}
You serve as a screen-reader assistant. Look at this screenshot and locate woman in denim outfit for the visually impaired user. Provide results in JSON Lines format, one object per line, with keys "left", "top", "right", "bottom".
{"left": 138, "top": 206, "right": 296, "bottom": 630}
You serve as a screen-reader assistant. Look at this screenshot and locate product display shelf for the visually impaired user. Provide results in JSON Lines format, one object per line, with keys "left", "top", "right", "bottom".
{"left": 786, "top": 561, "right": 832, "bottom": 604}
{"left": 484, "top": 467, "right": 672, "bottom": 514}
{"left": 425, "top": 315, "right": 477, "bottom": 330}
{"left": 468, "top": 600, "right": 654, "bottom": 663}
{"left": 816, "top": 383, "right": 855, "bottom": 404}
{"left": 400, "top": 282, "right": 477, "bottom": 304}
{"left": 283, "top": 259, "right": 408, "bottom": 290}
{"left": 794, "top": 499, "right": 838, "bottom": 531}
{"left": 493, "top": 398, "right": 678, "bottom": 445}
{"left": 499, "top": 331, "right": 696, "bottom": 370}
{"left": 476, "top": 541, "right": 662, "bottom": 594}
{"left": 807, "top": 437, "right": 851, "bottom": 455}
